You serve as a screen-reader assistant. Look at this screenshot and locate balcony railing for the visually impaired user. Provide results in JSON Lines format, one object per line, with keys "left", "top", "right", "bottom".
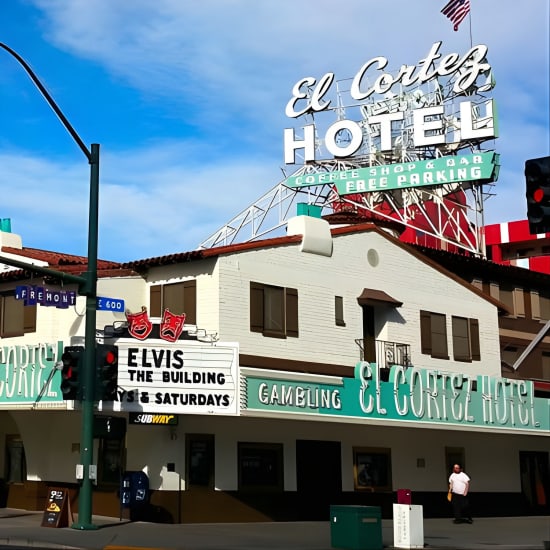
{"left": 354, "top": 339, "right": 412, "bottom": 369}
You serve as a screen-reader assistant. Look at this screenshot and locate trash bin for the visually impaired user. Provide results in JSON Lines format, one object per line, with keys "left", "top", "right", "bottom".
{"left": 393, "top": 503, "right": 424, "bottom": 548}
{"left": 330, "top": 505, "right": 383, "bottom": 550}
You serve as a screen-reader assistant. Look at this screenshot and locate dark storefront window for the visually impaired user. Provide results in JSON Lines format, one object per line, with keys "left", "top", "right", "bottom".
{"left": 187, "top": 434, "right": 215, "bottom": 489}
{"left": 238, "top": 442, "right": 283, "bottom": 492}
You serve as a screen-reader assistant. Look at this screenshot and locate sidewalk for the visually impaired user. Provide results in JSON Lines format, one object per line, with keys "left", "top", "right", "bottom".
{"left": 1, "top": 508, "right": 549, "bottom": 549}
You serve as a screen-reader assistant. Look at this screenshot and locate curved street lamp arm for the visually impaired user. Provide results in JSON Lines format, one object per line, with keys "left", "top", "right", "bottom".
{"left": 0, "top": 42, "right": 91, "bottom": 162}
{"left": 1, "top": 42, "right": 99, "bottom": 530}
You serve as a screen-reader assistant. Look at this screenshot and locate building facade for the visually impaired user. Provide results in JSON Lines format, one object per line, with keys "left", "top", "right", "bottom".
{"left": 1, "top": 218, "right": 549, "bottom": 522}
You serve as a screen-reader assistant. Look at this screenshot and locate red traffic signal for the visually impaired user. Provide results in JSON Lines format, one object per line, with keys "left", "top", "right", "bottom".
{"left": 526, "top": 156, "right": 550, "bottom": 234}
{"left": 60, "top": 346, "right": 84, "bottom": 400}
{"left": 96, "top": 344, "right": 119, "bottom": 401}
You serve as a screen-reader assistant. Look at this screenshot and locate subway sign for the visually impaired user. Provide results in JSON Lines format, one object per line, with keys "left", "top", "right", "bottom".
{"left": 129, "top": 412, "right": 178, "bottom": 425}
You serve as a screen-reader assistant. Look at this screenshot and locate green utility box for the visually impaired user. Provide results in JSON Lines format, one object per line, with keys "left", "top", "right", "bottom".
{"left": 330, "top": 505, "right": 383, "bottom": 550}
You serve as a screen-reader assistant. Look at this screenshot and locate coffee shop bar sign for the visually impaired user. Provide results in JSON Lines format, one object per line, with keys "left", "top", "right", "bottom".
{"left": 15, "top": 285, "right": 76, "bottom": 309}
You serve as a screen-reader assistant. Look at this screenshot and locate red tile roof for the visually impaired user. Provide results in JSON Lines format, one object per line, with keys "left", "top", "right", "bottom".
{"left": 0, "top": 246, "right": 132, "bottom": 282}
{"left": 123, "top": 235, "right": 304, "bottom": 270}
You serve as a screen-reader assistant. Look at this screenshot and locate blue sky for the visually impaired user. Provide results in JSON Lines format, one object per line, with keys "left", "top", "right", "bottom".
{"left": 0, "top": 0, "right": 548, "bottom": 262}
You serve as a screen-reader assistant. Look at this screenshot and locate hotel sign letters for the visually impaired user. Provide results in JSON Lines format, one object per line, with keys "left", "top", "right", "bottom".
{"left": 244, "top": 363, "right": 549, "bottom": 434}
{"left": 0, "top": 341, "right": 64, "bottom": 406}
{"left": 283, "top": 41, "right": 497, "bottom": 166}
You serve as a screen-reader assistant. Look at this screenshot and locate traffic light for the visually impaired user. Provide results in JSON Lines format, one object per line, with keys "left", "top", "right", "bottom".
{"left": 96, "top": 344, "right": 118, "bottom": 401}
{"left": 60, "top": 346, "right": 84, "bottom": 400}
{"left": 526, "top": 156, "right": 550, "bottom": 234}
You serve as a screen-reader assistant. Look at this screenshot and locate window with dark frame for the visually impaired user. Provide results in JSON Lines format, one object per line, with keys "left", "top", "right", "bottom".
{"left": 540, "top": 291, "right": 550, "bottom": 321}
{"left": 150, "top": 280, "right": 196, "bottom": 324}
{"left": 420, "top": 310, "right": 449, "bottom": 359}
{"left": 335, "top": 296, "right": 345, "bottom": 326}
{"left": 186, "top": 434, "right": 215, "bottom": 489}
{"left": 353, "top": 446, "right": 392, "bottom": 491}
{"left": 250, "top": 282, "right": 298, "bottom": 338}
{"left": 5, "top": 436, "right": 26, "bottom": 484}
{"left": 97, "top": 438, "right": 125, "bottom": 487}
{"left": 238, "top": 442, "right": 283, "bottom": 492}
{"left": 452, "top": 315, "right": 480, "bottom": 362}
{"left": 0, "top": 295, "right": 36, "bottom": 338}
{"left": 499, "top": 284, "right": 515, "bottom": 316}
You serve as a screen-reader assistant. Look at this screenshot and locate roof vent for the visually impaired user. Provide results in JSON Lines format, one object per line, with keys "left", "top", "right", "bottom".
{"left": 287, "top": 215, "right": 333, "bottom": 257}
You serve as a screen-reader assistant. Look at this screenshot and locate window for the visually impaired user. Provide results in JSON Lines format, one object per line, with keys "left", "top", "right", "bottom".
{"left": 452, "top": 316, "right": 480, "bottom": 362}
{"left": 0, "top": 295, "right": 36, "bottom": 337}
{"left": 335, "top": 296, "right": 345, "bottom": 326}
{"left": 353, "top": 447, "right": 392, "bottom": 491}
{"left": 499, "top": 285, "right": 514, "bottom": 314}
{"left": 186, "top": 434, "right": 214, "bottom": 489}
{"left": 540, "top": 291, "right": 550, "bottom": 321}
{"left": 250, "top": 282, "right": 298, "bottom": 338}
{"left": 420, "top": 311, "right": 449, "bottom": 359}
{"left": 4, "top": 436, "right": 26, "bottom": 484}
{"left": 499, "top": 284, "right": 525, "bottom": 317}
{"left": 97, "top": 438, "right": 125, "bottom": 487}
{"left": 150, "top": 281, "right": 196, "bottom": 324}
{"left": 502, "top": 347, "right": 519, "bottom": 370}
{"left": 94, "top": 416, "right": 126, "bottom": 487}
{"left": 542, "top": 353, "right": 550, "bottom": 380}
{"left": 238, "top": 442, "right": 283, "bottom": 492}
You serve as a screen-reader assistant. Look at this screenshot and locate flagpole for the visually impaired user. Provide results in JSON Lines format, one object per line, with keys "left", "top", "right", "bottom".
{"left": 467, "top": 2, "right": 473, "bottom": 48}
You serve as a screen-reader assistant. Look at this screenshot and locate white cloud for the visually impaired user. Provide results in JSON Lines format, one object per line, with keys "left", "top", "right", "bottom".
{"left": 0, "top": 142, "right": 280, "bottom": 261}
{"left": 2, "top": 0, "right": 548, "bottom": 261}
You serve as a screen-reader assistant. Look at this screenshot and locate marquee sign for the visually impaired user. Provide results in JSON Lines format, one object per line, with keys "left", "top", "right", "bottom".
{"left": 242, "top": 362, "right": 550, "bottom": 434}
{"left": 283, "top": 41, "right": 497, "bottom": 169}
{"left": 103, "top": 339, "right": 239, "bottom": 416}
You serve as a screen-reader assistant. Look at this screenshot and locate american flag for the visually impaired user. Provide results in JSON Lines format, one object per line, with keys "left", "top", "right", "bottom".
{"left": 441, "top": 0, "right": 471, "bottom": 31}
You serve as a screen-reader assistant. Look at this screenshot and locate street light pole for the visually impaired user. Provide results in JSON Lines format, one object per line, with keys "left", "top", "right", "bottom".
{"left": 78, "top": 142, "right": 99, "bottom": 529}
{"left": 0, "top": 42, "right": 99, "bottom": 530}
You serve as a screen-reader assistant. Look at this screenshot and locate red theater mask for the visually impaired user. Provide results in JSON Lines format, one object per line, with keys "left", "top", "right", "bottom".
{"left": 126, "top": 307, "right": 153, "bottom": 340}
{"left": 160, "top": 309, "right": 186, "bottom": 342}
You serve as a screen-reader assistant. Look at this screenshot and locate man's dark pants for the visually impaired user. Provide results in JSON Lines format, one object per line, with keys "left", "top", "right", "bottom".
{"left": 452, "top": 493, "right": 472, "bottom": 522}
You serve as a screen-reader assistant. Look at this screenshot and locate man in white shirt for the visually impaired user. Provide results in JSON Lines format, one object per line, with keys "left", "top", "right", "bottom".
{"left": 449, "top": 463, "right": 473, "bottom": 524}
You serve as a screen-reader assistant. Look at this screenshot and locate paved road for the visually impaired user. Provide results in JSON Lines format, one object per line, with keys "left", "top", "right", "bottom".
{"left": 1, "top": 508, "right": 550, "bottom": 549}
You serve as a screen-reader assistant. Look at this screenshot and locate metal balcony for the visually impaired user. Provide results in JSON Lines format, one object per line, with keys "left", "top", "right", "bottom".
{"left": 354, "top": 339, "right": 412, "bottom": 369}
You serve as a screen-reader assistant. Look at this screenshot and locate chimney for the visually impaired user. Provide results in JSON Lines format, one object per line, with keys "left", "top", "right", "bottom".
{"left": 0, "top": 218, "right": 23, "bottom": 249}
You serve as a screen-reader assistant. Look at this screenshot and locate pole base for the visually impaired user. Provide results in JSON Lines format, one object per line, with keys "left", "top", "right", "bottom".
{"left": 71, "top": 522, "right": 99, "bottom": 530}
